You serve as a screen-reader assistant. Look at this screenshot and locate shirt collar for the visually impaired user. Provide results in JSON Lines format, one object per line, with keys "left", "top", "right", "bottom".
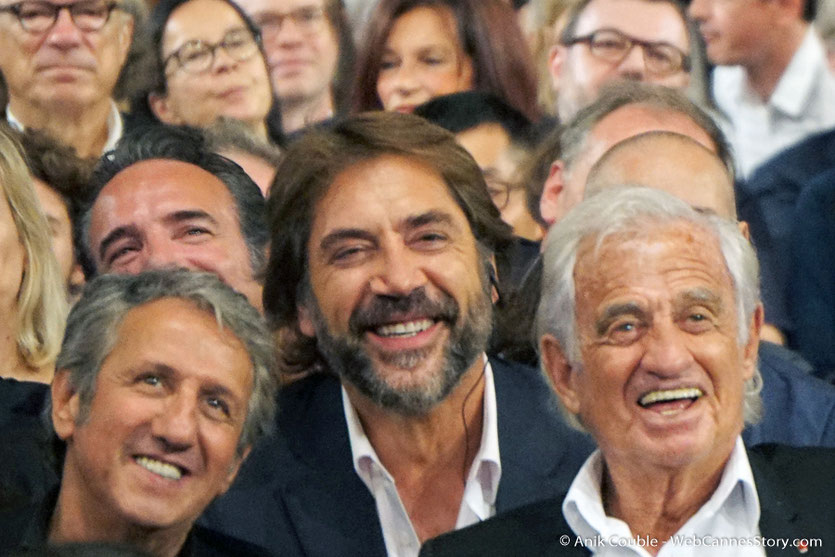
{"left": 563, "top": 437, "right": 760, "bottom": 542}
{"left": 6, "top": 100, "right": 123, "bottom": 155}
{"left": 769, "top": 26, "right": 826, "bottom": 117}
{"left": 343, "top": 355, "right": 502, "bottom": 508}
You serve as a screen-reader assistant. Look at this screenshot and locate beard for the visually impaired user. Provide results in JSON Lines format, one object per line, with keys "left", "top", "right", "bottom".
{"left": 306, "top": 274, "right": 493, "bottom": 416}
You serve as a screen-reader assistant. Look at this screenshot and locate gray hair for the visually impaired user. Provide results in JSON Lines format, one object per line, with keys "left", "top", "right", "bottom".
{"left": 56, "top": 269, "right": 278, "bottom": 453}
{"left": 536, "top": 187, "right": 762, "bottom": 428}
{"left": 560, "top": 81, "right": 734, "bottom": 182}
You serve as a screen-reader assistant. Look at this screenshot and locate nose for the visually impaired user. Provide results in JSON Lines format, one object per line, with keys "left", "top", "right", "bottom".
{"left": 151, "top": 388, "right": 198, "bottom": 451}
{"left": 368, "top": 243, "right": 427, "bottom": 297}
{"left": 616, "top": 44, "right": 647, "bottom": 81}
{"left": 211, "top": 44, "right": 240, "bottom": 72}
{"left": 273, "top": 17, "right": 305, "bottom": 46}
{"left": 45, "top": 7, "right": 83, "bottom": 49}
{"left": 389, "top": 63, "right": 421, "bottom": 98}
{"left": 144, "top": 238, "right": 191, "bottom": 272}
{"left": 640, "top": 322, "right": 694, "bottom": 378}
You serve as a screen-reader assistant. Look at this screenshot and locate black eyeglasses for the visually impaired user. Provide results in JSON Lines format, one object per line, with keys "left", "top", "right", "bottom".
{"left": 0, "top": 0, "right": 120, "bottom": 33}
{"left": 163, "top": 27, "right": 260, "bottom": 75}
{"left": 563, "top": 28, "right": 690, "bottom": 76}
{"left": 254, "top": 6, "right": 326, "bottom": 39}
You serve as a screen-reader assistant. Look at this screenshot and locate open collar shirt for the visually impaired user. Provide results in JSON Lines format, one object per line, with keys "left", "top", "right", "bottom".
{"left": 712, "top": 27, "right": 835, "bottom": 177}
{"left": 563, "top": 437, "right": 764, "bottom": 557}
{"left": 7, "top": 100, "right": 123, "bottom": 155}
{"left": 343, "top": 357, "right": 501, "bottom": 557}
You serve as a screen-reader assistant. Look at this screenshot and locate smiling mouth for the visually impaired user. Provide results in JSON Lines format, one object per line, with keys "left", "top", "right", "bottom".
{"left": 374, "top": 319, "right": 434, "bottom": 338}
{"left": 135, "top": 456, "right": 184, "bottom": 480}
{"left": 638, "top": 387, "right": 704, "bottom": 414}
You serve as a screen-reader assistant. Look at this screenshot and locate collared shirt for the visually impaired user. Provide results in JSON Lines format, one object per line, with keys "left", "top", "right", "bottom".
{"left": 563, "top": 437, "right": 764, "bottom": 557}
{"left": 6, "top": 100, "right": 123, "bottom": 155}
{"left": 343, "top": 357, "right": 501, "bottom": 557}
{"left": 712, "top": 27, "right": 835, "bottom": 177}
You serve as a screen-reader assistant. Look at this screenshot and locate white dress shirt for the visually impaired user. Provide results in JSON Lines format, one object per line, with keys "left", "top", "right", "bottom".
{"left": 7, "top": 100, "right": 123, "bottom": 155}
{"left": 712, "top": 27, "right": 835, "bottom": 177}
{"left": 563, "top": 437, "right": 765, "bottom": 557}
{"left": 343, "top": 358, "right": 501, "bottom": 557}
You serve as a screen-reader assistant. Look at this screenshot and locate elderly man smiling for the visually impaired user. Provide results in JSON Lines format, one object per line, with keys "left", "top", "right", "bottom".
{"left": 420, "top": 188, "right": 835, "bottom": 556}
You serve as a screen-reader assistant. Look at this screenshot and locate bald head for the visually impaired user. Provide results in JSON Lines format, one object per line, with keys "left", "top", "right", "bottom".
{"left": 585, "top": 131, "right": 737, "bottom": 218}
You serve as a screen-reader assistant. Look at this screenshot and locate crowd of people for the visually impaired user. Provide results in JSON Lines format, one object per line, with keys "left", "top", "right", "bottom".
{"left": 0, "top": 0, "right": 834, "bottom": 555}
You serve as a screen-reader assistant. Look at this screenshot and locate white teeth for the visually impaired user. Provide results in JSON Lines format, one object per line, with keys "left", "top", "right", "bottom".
{"left": 375, "top": 319, "right": 433, "bottom": 338}
{"left": 639, "top": 388, "right": 704, "bottom": 407}
{"left": 136, "top": 456, "right": 183, "bottom": 480}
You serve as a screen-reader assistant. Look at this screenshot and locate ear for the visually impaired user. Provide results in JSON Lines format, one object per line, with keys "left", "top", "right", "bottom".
{"left": 741, "top": 303, "right": 764, "bottom": 381}
{"left": 297, "top": 304, "right": 315, "bottom": 337}
{"left": 148, "top": 92, "right": 182, "bottom": 126}
{"left": 737, "top": 220, "right": 750, "bottom": 241}
{"left": 540, "top": 333, "right": 581, "bottom": 415}
{"left": 219, "top": 445, "right": 251, "bottom": 495}
{"left": 115, "top": 15, "right": 134, "bottom": 64}
{"left": 548, "top": 43, "right": 568, "bottom": 91}
{"left": 68, "top": 264, "right": 85, "bottom": 295}
{"left": 539, "top": 160, "right": 565, "bottom": 228}
{"left": 52, "top": 368, "right": 81, "bottom": 441}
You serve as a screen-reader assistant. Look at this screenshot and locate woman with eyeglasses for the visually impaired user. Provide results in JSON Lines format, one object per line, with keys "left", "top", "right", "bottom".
{"left": 132, "top": 0, "right": 277, "bottom": 142}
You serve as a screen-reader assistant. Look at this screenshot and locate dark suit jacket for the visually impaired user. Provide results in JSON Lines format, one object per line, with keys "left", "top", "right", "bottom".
{"left": 789, "top": 174, "right": 835, "bottom": 379}
{"left": 200, "top": 358, "right": 596, "bottom": 556}
{"left": 738, "top": 128, "right": 835, "bottom": 337}
{"left": 420, "top": 444, "right": 835, "bottom": 557}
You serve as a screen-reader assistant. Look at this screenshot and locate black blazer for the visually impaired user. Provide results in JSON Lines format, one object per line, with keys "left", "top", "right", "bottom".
{"left": 420, "top": 444, "right": 835, "bottom": 557}
{"left": 200, "top": 358, "right": 595, "bottom": 556}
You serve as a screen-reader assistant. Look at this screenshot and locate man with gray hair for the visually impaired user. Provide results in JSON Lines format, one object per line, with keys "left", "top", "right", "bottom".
{"left": 0, "top": 269, "right": 278, "bottom": 556}
{"left": 421, "top": 188, "right": 835, "bottom": 556}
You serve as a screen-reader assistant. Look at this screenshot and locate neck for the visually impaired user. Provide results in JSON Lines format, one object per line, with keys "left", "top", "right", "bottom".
{"left": 50, "top": 456, "right": 191, "bottom": 557}
{"left": 279, "top": 91, "right": 334, "bottom": 135}
{"left": 344, "top": 355, "right": 487, "bottom": 540}
{"left": 600, "top": 442, "right": 735, "bottom": 555}
{"left": 9, "top": 96, "right": 114, "bottom": 158}
{"left": 745, "top": 21, "right": 807, "bottom": 100}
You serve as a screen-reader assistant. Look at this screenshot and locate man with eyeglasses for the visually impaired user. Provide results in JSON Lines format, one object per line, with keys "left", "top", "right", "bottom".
{"left": 548, "top": 0, "right": 692, "bottom": 123}
{"left": 233, "top": 0, "right": 351, "bottom": 135}
{"left": 0, "top": 0, "right": 134, "bottom": 157}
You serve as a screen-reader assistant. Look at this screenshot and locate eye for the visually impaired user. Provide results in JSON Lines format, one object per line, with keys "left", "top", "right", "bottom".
{"left": 410, "top": 230, "right": 449, "bottom": 250}
{"left": 206, "top": 396, "right": 230, "bottom": 417}
{"left": 330, "top": 244, "right": 367, "bottom": 264}
{"left": 135, "top": 373, "right": 163, "bottom": 389}
{"left": 105, "top": 243, "right": 141, "bottom": 266}
{"left": 606, "top": 319, "right": 643, "bottom": 344}
{"left": 379, "top": 57, "right": 399, "bottom": 71}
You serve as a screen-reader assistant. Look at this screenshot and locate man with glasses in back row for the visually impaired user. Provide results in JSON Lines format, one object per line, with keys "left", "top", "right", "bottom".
{"left": 0, "top": 0, "right": 135, "bottom": 157}
{"left": 548, "top": 0, "right": 694, "bottom": 123}
{"left": 232, "top": 0, "right": 352, "bottom": 136}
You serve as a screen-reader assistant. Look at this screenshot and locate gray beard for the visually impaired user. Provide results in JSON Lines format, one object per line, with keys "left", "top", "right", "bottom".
{"left": 307, "top": 280, "right": 493, "bottom": 416}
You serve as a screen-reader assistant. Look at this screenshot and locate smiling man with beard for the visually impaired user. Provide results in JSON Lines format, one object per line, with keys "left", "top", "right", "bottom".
{"left": 198, "top": 112, "right": 594, "bottom": 557}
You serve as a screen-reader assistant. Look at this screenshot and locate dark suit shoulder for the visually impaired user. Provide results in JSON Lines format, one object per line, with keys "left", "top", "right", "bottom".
{"left": 420, "top": 496, "right": 587, "bottom": 557}
{"left": 188, "top": 525, "right": 273, "bottom": 557}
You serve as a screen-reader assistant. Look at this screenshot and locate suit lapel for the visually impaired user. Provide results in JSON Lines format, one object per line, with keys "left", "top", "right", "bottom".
{"left": 278, "top": 374, "right": 387, "bottom": 556}
{"left": 492, "top": 358, "right": 595, "bottom": 512}
{"left": 748, "top": 448, "right": 807, "bottom": 557}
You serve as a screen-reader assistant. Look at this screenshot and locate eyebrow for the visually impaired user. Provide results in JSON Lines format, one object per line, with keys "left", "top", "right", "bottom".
{"left": 404, "top": 210, "right": 457, "bottom": 231}
{"left": 99, "top": 223, "right": 142, "bottom": 262}
{"left": 318, "top": 211, "right": 459, "bottom": 253}
{"left": 161, "top": 209, "right": 219, "bottom": 227}
{"left": 595, "top": 302, "right": 645, "bottom": 336}
{"left": 674, "top": 287, "right": 724, "bottom": 312}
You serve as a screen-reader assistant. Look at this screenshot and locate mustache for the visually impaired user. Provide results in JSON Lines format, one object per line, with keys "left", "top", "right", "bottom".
{"left": 348, "top": 288, "right": 459, "bottom": 335}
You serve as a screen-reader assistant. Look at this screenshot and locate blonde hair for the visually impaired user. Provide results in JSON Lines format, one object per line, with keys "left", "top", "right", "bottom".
{"left": 0, "top": 125, "right": 68, "bottom": 371}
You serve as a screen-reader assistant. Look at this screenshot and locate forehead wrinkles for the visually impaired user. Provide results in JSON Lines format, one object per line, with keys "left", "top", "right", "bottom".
{"left": 574, "top": 223, "right": 734, "bottom": 307}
